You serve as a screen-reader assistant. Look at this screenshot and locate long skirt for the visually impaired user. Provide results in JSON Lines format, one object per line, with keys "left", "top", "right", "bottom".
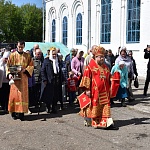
{"left": 116, "top": 86, "right": 128, "bottom": 99}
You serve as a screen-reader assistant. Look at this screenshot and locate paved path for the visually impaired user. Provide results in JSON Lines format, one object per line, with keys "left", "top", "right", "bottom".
{"left": 0, "top": 76, "right": 150, "bottom": 150}
{"left": 127, "top": 77, "right": 150, "bottom": 114}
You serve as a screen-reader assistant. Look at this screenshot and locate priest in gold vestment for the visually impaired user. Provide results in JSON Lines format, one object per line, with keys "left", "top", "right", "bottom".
{"left": 79, "top": 46, "right": 119, "bottom": 130}
{"left": 6, "top": 41, "right": 34, "bottom": 121}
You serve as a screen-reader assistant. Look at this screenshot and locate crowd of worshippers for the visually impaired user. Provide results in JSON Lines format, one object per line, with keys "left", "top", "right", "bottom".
{"left": 0, "top": 43, "right": 140, "bottom": 119}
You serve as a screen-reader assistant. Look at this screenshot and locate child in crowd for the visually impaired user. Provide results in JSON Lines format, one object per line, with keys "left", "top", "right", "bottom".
{"left": 67, "top": 71, "right": 78, "bottom": 106}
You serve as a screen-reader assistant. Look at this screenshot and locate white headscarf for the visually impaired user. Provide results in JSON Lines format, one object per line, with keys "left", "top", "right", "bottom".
{"left": 120, "top": 46, "right": 127, "bottom": 51}
{"left": 49, "top": 50, "right": 59, "bottom": 74}
{"left": 119, "top": 60, "right": 125, "bottom": 66}
{"left": 0, "top": 51, "right": 10, "bottom": 87}
{"left": 3, "top": 51, "right": 10, "bottom": 58}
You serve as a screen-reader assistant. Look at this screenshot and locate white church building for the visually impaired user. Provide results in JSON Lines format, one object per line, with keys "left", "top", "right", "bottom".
{"left": 44, "top": 0, "right": 150, "bottom": 77}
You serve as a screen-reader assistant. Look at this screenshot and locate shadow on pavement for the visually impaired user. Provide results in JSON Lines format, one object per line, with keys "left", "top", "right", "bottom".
{"left": 114, "top": 117, "right": 150, "bottom": 128}
{"left": 126, "top": 93, "right": 150, "bottom": 106}
{"left": 132, "top": 88, "right": 144, "bottom": 92}
{"left": 25, "top": 103, "right": 80, "bottom": 121}
{"left": 110, "top": 91, "right": 150, "bottom": 107}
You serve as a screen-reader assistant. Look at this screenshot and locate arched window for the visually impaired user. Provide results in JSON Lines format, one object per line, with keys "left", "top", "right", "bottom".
{"left": 101, "top": 0, "right": 111, "bottom": 44}
{"left": 52, "top": 19, "right": 56, "bottom": 42}
{"left": 62, "top": 16, "right": 68, "bottom": 46}
{"left": 127, "top": 0, "right": 140, "bottom": 43}
{"left": 76, "top": 13, "right": 82, "bottom": 45}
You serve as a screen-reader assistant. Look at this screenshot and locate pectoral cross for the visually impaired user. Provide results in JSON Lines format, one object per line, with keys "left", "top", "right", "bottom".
{"left": 100, "top": 75, "right": 106, "bottom": 79}
{"left": 100, "top": 71, "right": 106, "bottom": 79}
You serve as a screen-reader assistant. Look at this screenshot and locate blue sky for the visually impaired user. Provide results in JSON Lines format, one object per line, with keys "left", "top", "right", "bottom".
{"left": 11, "top": 0, "right": 43, "bottom": 8}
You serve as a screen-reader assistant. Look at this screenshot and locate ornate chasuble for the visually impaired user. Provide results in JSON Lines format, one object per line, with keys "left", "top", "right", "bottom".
{"left": 6, "top": 51, "right": 34, "bottom": 113}
{"left": 79, "top": 58, "right": 111, "bottom": 124}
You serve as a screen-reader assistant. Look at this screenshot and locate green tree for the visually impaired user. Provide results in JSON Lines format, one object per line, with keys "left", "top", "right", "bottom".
{"left": 0, "top": 0, "right": 43, "bottom": 43}
{"left": 0, "top": 0, "right": 22, "bottom": 42}
{"left": 20, "top": 4, "right": 43, "bottom": 42}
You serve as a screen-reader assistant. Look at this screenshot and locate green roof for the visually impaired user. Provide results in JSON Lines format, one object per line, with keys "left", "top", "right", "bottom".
{"left": 24, "top": 42, "right": 70, "bottom": 58}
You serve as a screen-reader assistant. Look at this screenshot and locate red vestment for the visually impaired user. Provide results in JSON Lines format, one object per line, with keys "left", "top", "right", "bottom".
{"left": 79, "top": 58, "right": 113, "bottom": 128}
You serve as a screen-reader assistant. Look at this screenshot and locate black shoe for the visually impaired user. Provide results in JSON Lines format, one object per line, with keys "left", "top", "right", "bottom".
{"left": 12, "top": 116, "right": 17, "bottom": 120}
{"left": 11, "top": 112, "right": 17, "bottom": 120}
{"left": 111, "top": 101, "right": 115, "bottom": 105}
{"left": 46, "top": 107, "right": 50, "bottom": 113}
{"left": 128, "top": 98, "right": 135, "bottom": 102}
{"left": 105, "top": 125, "right": 119, "bottom": 130}
{"left": 60, "top": 104, "right": 64, "bottom": 110}
{"left": 51, "top": 109, "right": 57, "bottom": 114}
{"left": 121, "top": 102, "right": 126, "bottom": 107}
{"left": 19, "top": 113, "right": 24, "bottom": 121}
{"left": 143, "top": 93, "right": 147, "bottom": 96}
{"left": 20, "top": 117, "right": 25, "bottom": 121}
{"left": 46, "top": 104, "right": 51, "bottom": 113}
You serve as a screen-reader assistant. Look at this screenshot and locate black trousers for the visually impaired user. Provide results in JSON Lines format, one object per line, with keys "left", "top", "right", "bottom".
{"left": 52, "top": 83, "right": 63, "bottom": 110}
{"left": 0, "top": 83, "right": 10, "bottom": 111}
{"left": 144, "top": 70, "right": 150, "bottom": 94}
{"left": 33, "top": 83, "right": 41, "bottom": 105}
{"left": 28, "top": 83, "right": 41, "bottom": 107}
{"left": 28, "top": 87, "right": 35, "bottom": 107}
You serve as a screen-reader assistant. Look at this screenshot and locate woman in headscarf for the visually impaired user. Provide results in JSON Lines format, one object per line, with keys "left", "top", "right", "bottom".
{"left": 111, "top": 61, "right": 128, "bottom": 107}
{"left": 115, "top": 47, "right": 134, "bottom": 101}
{"left": 40, "top": 47, "right": 63, "bottom": 113}
{"left": 0, "top": 51, "right": 11, "bottom": 113}
{"left": 71, "top": 49, "right": 84, "bottom": 95}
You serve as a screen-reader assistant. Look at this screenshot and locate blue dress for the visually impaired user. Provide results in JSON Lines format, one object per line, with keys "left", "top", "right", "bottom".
{"left": 116, "top": 86, "right": 127, "bottom": 99}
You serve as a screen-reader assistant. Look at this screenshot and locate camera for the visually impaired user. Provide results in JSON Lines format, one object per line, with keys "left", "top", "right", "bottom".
{"left": 144, "top": 45, "right": 150, "bottom": 52}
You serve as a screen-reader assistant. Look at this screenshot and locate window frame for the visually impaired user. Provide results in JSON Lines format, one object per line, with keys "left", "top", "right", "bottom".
{"left": 76, "top": 13, "right": 82, "bottom": 45}
{"left": 52, "top": 19, "right": 56, "bottom": 42}
{"left": 100, "top": 0, "right": 111, "bottom": 44}
{"left": 62, "top": 16, "right": 68, "bottom": 46}
{"left": 126, "top": 0, "right": 141, "bottom": 43}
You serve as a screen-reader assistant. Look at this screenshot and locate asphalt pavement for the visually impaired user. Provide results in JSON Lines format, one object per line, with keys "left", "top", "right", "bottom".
{"left": 127, "top": 77, "right": 150, "bottom": 114}
{"left": 0, "top": 76, "right": 150, "bottom": 150}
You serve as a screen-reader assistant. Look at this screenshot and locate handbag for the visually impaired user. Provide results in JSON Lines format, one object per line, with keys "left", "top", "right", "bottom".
{"left": 134, "top": 76, "right": 139, "bottom": 88}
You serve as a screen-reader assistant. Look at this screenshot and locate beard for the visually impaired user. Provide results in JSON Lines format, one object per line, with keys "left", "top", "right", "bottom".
{"left": 97, "top": 60, "right": 104, "bottom": 66}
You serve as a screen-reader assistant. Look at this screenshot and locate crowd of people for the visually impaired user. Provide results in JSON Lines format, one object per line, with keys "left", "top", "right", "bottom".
{"left": 0, "top": 41, "right": 150, "bottom": 130}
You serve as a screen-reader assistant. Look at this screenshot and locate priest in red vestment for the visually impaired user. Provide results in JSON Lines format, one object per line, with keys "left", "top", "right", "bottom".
{"left": 78, "top": 45, "right": 119, "bottom": 130}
